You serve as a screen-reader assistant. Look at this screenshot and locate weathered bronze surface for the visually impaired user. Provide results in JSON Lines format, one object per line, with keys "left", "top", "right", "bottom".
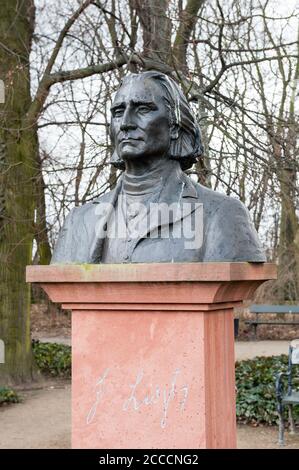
{"left": 51, "top": 72, "right": 265, "bottom": 264}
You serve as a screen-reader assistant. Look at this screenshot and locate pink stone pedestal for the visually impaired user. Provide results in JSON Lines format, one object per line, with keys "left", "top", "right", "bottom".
{"left": 26, "top": 262, "right": 276, "bottom": 449}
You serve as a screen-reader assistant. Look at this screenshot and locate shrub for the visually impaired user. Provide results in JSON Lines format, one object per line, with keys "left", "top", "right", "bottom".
{"left": 32, "top": 340, "right": 71, "bottom": 377}
{"left": 0, "top": 387, "right": 19, "bottom": 405}
{"left": 236, "top": 355, "right": 299, "bottom": 425}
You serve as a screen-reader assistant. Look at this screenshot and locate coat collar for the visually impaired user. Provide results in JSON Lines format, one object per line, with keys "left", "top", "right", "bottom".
{"left": 135, "top": 163, "right": 200, "bottom": 240}
{"left": 89, "top": 163, "right": 200, "bottom": 262}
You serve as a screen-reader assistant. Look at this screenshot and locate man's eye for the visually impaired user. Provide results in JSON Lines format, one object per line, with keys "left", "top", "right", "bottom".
{"left": 138, "top": 106, "right": 151, "bottom": 113}
{"left": 113, "top": 108, "right": 124, "bottom": 117}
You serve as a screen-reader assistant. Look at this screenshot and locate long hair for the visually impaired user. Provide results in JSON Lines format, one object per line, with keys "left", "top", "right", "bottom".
{"left": 110, "top": 71, "right": 204, "bottom": 171}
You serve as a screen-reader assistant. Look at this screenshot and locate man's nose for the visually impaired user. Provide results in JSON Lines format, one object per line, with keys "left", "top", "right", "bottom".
{"left": 120, "top": 107, "right": 137, "bottom": 131}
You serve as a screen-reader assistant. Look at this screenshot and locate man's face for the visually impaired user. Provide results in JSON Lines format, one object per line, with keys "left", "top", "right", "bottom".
{"left": 110, "top": 77, "right": 171, "bottom": 162}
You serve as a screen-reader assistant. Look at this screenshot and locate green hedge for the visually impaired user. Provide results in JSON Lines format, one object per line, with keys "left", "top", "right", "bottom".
{"left": 0, "top": 342, "right": 71, "bottom": 406}
{"left": 0, "top": 387, "right": 19, "bottom": 405}
{"left": 236, "top": 355, "right": 299, "bottom": 425}
{"left": 32, "top": 340, "right": 71, "bottom": 377}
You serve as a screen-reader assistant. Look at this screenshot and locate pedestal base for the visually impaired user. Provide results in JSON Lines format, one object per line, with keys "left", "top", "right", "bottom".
{"left": 72, "top": 307, "right": 235, "bottom": 449}
{"left": 26, "top": 262, "right": 276, "bottom": 449}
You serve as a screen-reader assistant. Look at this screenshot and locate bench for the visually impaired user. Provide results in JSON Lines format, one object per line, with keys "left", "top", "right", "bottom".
{"left": 276, "top": 339, "right": 299, "bottom": 445}
{"left": 245, "top": 304, "right": 299, "bottom": 338}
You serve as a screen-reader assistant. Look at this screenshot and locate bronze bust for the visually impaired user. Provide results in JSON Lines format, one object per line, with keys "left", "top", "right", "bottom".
{"left": 51, "top": 71, "right": 265, "bottom": 264}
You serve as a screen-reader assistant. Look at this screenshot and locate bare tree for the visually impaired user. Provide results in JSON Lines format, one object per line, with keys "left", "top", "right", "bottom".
{"left": 1, "top": 0, "right": 297, "bottom": 382}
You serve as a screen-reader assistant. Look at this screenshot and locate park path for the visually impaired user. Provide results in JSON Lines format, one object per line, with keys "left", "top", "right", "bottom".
{"left": 1, "top": 381, "right": 298, "bottom": 449}
{"left": 1, "top": 340, "right": 298, "bottom": 449}
{"left": 235, "top": 340, "right": 290, "bottom": 360}
{"left": 38, "top": 337, "right": 291, "bottom": 360}
{"left": 0, "top": 381, "right": 71, "bottom": 449}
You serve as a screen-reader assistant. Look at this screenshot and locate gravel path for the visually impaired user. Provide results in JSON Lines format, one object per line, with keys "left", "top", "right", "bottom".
{"left": 0, "top": 381, "right": 71, "bottom": 449}
{"left": 235, "top": 340, "right": 290, "bottom": 360}
{"left": 1, "top": 340, "right": 297, "bottom": 449}
{"left": 1, "top": 379, "right": 298, "bottom": 449}
{"left": 36, "top": 336, "right": 292, "bottom": 361}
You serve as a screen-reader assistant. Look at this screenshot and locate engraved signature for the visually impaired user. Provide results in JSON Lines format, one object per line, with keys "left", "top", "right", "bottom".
{"left": 86, "top": 368, "right": 110, "bottom": 425}
{"left": 86, "top": 367, "right": 188, "bottom": 428}
{"left": 122, "top": 368, "right": 188, "bottom": 428}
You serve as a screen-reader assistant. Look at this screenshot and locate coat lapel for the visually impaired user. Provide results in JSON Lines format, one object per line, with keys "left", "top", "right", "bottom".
{"left": 89, "top": 178, "right": 122, "bottom": 262}
{"left": 89, "top": 165, "right": 202, "bottom": 262}
{"left": 135, "top": 165, "right": 201, "bottom": 241}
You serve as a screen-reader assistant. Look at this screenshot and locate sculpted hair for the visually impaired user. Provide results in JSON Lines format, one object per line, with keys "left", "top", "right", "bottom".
{"left": 110, "top": 71, "right": 204, "bottom": 171}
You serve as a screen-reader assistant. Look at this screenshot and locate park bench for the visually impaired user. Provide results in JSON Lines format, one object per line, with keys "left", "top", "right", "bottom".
{"left": 245, "top": 304, "right": 299, "bottom": 338}
{"left": 276, "top": 339, "right": 299, "bottom": 445}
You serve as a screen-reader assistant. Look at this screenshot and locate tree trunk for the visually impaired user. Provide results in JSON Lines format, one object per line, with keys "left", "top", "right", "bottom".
{"left": 132, "top": 0, "right": 172, "bottom": 63}
{"left": 35, "top": 162, "right": 52, "bottom": 265}
{"left": 277, "top": 164, "right": 299, "bottom": 300}
{"left": 173, "top": 0, "right": 205, "bottom": 73}
{"left": 173, "top": 0, "right": 210, "bottom": 186}
{"left": 276, "top": 51, "right": 299, "bottom": 301}
{"left": 0, "top": 0, "right": 36, "bottom": 384}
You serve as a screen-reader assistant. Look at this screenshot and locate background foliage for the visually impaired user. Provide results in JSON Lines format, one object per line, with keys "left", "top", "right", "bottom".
{"left": 236, "top": 355, "right": 299, "bottom": 425}
{"left": 0, "top": 387, "right": 20, "bottom": 405}
{"left": 32, "top": 340, "right": 71, "bottom": 378}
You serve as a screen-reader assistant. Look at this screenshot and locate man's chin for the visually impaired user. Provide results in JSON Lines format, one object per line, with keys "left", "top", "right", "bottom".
{"left": 119, "top": 152, "right": 144, "bottom": 161}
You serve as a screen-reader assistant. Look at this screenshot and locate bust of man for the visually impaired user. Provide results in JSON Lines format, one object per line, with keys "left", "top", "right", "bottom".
{"left": 51, "top": 71, "right": 265, "bottom": 264}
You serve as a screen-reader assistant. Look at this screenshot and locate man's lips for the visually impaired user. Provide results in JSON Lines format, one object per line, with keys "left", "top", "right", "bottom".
{"left": 120, "top": 137, "right": 142, "bottom": 141}
{"left": 119, "top": 137, "right": 143, "bottom": 144}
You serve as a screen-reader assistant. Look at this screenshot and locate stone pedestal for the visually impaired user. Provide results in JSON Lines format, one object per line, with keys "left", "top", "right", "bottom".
{"left": 26, "top": 262, "right": 276, "bottom": 449}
